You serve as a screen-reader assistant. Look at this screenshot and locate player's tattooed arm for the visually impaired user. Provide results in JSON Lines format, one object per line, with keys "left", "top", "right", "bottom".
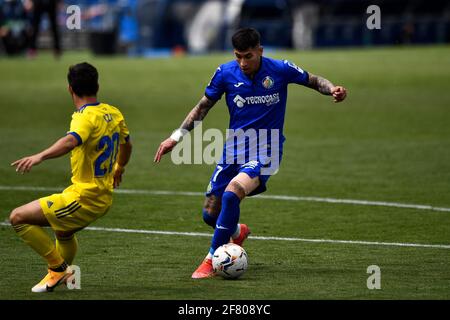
{"left": 307, "top": 73, "right": 335, "bottom": 95}
{"left": 179, "top": 96, "right": 216, "bottom": 131}
{"left": 307, "top": 73, "right": 347, "bottom": 103}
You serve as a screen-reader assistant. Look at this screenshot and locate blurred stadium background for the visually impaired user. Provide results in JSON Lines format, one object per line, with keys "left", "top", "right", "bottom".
{"left": 1, "top": 0, "right": 450, "bottom": 56}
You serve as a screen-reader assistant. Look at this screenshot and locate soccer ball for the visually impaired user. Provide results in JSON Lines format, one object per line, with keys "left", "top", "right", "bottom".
{"left": 212, "top": 243, "right": 248, "bottom": 279}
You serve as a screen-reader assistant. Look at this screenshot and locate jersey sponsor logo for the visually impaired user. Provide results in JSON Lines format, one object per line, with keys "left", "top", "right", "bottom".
{"left": 233, "top": 95, "right": 246, "bottom": 108}
{"left": 247, "top": 93, "right": 280, "bottom": 106}
{"left": 284, "top": 60, "right": 305, "bottom": 74}
{"left": 262, "top": 76, "right": 274, "bottom": 89}
{"left": 234, "top": 82, "right": 244, "bottom": 87}
{"left": 233, "top": 93, "right": 280, "bottom": 107}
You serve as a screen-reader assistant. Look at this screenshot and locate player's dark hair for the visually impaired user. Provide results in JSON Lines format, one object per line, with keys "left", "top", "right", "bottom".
{"left": 232, "top": 28, "right": 261, "bottom": 51}
{"left": 67, "top": 62, "right": 99, "bottom": 97}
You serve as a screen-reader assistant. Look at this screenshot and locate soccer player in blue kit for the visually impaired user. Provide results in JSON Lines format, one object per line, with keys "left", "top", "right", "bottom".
{"left": 154, "top": 28, "right": 347, "bottom": 278}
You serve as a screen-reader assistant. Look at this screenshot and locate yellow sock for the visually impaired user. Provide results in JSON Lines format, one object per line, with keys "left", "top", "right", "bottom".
{"left": 56, "top": 234, "right": 78, "bottom": 265}
{"left": 13, "top": 224, "right": 65, "bottom": 269}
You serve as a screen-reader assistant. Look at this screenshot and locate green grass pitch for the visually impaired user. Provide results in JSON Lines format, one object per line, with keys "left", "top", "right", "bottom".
{"left": 0, "top": 46, "right": 449, "bottom": 299}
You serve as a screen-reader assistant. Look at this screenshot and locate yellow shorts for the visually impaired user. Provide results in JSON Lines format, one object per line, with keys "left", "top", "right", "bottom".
{"left": 39, "top": 191, "right": 109, "bottom": 233}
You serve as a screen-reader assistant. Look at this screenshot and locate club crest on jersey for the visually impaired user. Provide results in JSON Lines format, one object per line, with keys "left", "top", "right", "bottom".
{"left": 262, "top": 76, "right": 274, "bottom": 89}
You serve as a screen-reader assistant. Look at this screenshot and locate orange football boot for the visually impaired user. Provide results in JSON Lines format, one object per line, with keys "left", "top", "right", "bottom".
{"left": 192, "top": 258, "right": 215, "bottom": 279}
{"left": 232, "top": 224, "right": 251, "bottom": 247}
{"left": 31, "top": 267, "right": 73, "bottom": 293}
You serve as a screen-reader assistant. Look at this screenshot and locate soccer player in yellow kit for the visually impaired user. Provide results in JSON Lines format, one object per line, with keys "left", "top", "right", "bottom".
{"left": 9, "top": 62, "right": 132, "bottom": 293}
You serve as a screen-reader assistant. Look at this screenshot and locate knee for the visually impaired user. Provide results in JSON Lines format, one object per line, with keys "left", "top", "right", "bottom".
{"left": 9, "top": 208, "right": 24, "bottom": 226}
{"left": 224, "top": 181, "right": 246, "bottom": 200}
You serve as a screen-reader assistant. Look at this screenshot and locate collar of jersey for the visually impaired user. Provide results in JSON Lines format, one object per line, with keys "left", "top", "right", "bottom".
{"left": 79, "top": 102, "right": 100, "bottom": 112}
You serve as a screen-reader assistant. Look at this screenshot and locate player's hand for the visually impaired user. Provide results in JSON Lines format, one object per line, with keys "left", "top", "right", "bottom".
{"left": 331, "top": 86, "right": 347, "bottom": 103}
{"left": 113, "top": 164, "right": 125, "bottom": 188}
{"left": 154, "top": 138, "right": 178, "bottom": 163}
{"left": 11, "top": 154, "right": 43, "bottom": 174}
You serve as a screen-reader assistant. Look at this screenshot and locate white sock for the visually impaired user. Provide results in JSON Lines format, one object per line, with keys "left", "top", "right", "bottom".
{"left": 231, "top": 224, "right": 241, "bottom": 239}
{"left": 206, "top": 252, "right": 213, "bottom": 260}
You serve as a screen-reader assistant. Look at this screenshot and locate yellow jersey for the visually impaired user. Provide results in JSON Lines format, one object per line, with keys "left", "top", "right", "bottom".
{"left": 65, "top": 102, "right": 130, "bottom": 213}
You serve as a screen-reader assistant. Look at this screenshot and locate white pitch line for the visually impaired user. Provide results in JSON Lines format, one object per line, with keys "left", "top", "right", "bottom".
{"left": 1, "top": 222, "right": 449, "bottom": 249}
{"left": 1, "top": 185, "right": 450, "bottom": 213}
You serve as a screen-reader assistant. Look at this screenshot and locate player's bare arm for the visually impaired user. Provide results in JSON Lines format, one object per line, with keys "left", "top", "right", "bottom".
{"left": 154, "top": 95, "right": 216, "bottom": 162}
{"left": 11, "top": 134, "right": 78, "bottom": 174}
{"left": 307, "top": 73, "right": 347, "bottom": 103}
{"left": 113, "top": 140, "right": 133, "bottom": 188}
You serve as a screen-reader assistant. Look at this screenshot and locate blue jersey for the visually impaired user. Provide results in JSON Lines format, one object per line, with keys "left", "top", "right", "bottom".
{"left": 205, "top": 56, "right": 309, "bottom": 168}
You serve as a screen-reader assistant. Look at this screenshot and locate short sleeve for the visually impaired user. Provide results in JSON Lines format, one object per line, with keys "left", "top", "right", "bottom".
{"left": 283, "top": 60, "right": 309, "bottom": 85}
{"left": 204, "top": 66, "right": 225, "bottom": 101}
{"left": 119, "top": 117, "right": 130, "bottom": 144}
{"left": 67, "top": 112, "right": 94, "bottom": 146}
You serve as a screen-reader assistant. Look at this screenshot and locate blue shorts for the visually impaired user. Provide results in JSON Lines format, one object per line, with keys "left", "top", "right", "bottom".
{"left": 205, "top": 160, "right": 279, "bottom": 198}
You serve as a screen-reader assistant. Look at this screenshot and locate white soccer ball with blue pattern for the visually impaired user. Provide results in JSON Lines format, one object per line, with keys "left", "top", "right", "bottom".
{"left": 212, "top": 243, "right": 248, "bottom": 279}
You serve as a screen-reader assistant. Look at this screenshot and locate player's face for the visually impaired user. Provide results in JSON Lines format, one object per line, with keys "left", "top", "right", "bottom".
{"left": 234, "top": 46, "right": 263, "bottom": 76}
